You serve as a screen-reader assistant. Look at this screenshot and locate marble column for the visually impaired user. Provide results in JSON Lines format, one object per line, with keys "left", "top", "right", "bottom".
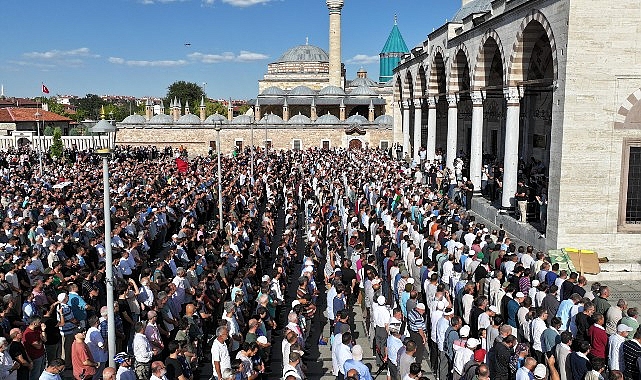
{"left": 413, "top": 98, "right": 423, "bottom": 160}
{"left": 470, "top": 90, "right": 484, "bottom": 192}
{"left": 502, "top": 86, "right": 522, "bottom": 209}
{"left": 426, "top": 97, "right": 437, "bottom": 163}
{"left": 402, "top": 101, "right": 411, "bottom": 158}
{"left": 446, "top": 94, "right": 458, "bottom": 170}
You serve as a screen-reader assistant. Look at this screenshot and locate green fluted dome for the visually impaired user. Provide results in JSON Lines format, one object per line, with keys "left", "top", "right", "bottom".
{"left": 379, "top": 19, "right": 409, "bottom": 83}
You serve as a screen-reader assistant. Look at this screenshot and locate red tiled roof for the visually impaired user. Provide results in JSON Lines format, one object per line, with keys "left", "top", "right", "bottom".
{"left": 0, "top": 107, "right": 72, "bottom": 122}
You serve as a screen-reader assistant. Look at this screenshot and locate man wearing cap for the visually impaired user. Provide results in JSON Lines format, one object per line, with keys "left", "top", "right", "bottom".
{"left": 372, "top": 295, "right": 390, "bottom": 366}
{"left": 478, "top": 305, "right": 498, "bottom": 331}
{"left": 609, "top": 324, "right": 632, "bottom": 371}
{"left": 407, "top": 303, "right": 428, "bottom": 364}
{"left": 507, "top": 292, "right": 524, "bottom": 329}
{"left": 343, "top": 345, "right": 373, "bottom": 380}
{"left": 453, "top": 338, "right": 479, "bottom": 380}
{"left": 56, "top": 292, "right": 78, "bottom": 369}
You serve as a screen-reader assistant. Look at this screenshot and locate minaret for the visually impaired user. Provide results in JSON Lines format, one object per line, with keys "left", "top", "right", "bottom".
{"left": 227, "top": 98, "right": 233, "bottom": 121}
{"left": 310, "top": 97, "right": 317, "bottom": 122}
{"left": 0, "top": 84, "right": 4, "bottom": 98}
{"left": 160, "top": 100, "right": 165, "bottom": 115}
{"left": 200, "top": 96, "right": 206, "bottom": 121}
{"left": 379, "top": 15, "right": 409, "bottom": 83}
{"left": 145, "top": 98, "right": 152, "bottom": 121}
{"left": 326, "top": 0, "right": 344, "bottom": 88}
{"left": 282, "top": 98, "right": 289, "bottom": 122}
{"left": 254, "top": 98, "right": 261, "bottom": 121}
{"left": 185, "top": 100, "right": 190, "bottom": 115}
{"left": 339, "top": 98, "right": 346, "bottom": 121}
{"left": 368, "top": 99, "right": 375, "bottom": 122}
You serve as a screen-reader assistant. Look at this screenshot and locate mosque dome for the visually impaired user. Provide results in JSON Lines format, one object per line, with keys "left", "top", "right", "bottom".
{"left": 374, "top": 114, "right": 394, "bottom": 126}
{"left": 319, "top": 85, "right": 346, "bottom": 96}
{"left": 261, "top": 86, "right": 287, "bottom": 96}
{"left": 259, "top": 113, "right": 284, "bottom": 124}
{"left": 204, "top": 113, "right": 228, "bottom": 124}
{"left": 231, "top": 115, "right": 254, "bottom": 124}
{"left": 315, "top": 113, "right": 341, "bottom": 125}
{"left": 177, "top": 114, "right": 202, "bottom": 125}
{"left": 277, "top": 44, "right": 329, "bottom": 63}
{"left": 349, "top": 77, "right": 377, "bottom": 88}
{"left": 148, "top": 114, "right": 174, "bottom": 124}
{"left": 349, "top": 85, "right": 378, "bottom": 97}
{"left": 121, "top": 114, "right": 146, "bottom": 124}
{"left": 288, "top": 113, "right": 312, "bottom": 124}
{"left": 288, "top": 86, "right": 316, "bottom": 96}
{"left": 345, "top": 114, "right": 369, "bottom": 124}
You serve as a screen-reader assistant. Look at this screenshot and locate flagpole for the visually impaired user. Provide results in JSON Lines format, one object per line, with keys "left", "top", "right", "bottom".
{"left": 36, "top": 85, "right": 44, "bottom": 177}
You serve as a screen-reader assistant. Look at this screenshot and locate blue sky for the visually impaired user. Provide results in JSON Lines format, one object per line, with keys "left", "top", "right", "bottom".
{"left": 0, "top": 0, "right": 460, "bottom": 100}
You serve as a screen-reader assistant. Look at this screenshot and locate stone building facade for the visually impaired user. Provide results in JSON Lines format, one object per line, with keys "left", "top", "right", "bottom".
{"left": 392, "top": 0, "right": 641, "bottom": 262}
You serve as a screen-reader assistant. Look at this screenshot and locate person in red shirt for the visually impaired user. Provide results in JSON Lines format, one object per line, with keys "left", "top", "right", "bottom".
{"left": 71, "top": 330, "right": 99, "bottom": 380}
{"left": 588, "top": 313, "right": 608, "bottom": 359}
{"left": 22, "top": 316, "right": 47, "bottom": 380}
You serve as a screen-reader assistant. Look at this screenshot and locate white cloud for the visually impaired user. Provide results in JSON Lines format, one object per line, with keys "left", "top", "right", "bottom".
{"left": 24, "top": 47, "right": 99, "bottom": 60}
{"left": 189, "top": 51, "right": 268, "bottom": 63}
{"left": 140, "top": 0, "right": 187, "bottom": 4}
{"left": 109, "top": 57, "right": 188, "bottom": 67}
{"left": 204, "top": 0, "right": 273, "bottom": 7}
{"left": 346, "top": 54, "right": 379, "bottom": 65}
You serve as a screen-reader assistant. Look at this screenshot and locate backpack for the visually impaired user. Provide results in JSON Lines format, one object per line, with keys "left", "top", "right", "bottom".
{"left": 461, "top": 363, "right": 480, "bottom": 380}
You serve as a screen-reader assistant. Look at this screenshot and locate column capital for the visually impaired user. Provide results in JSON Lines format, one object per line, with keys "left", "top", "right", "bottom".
{"left": 446, "top": 94, "right": 457, "bottom": 108}
{"left": 504, "top": 86, "right": 523, "bottom": 105}
{"left": 471, "top": 90, "right": 485, "bottom": 106}
{"left": 426, "top": 97, "right": 438, "bottom": 108}
{"left": 413, "top": 98, "right": 423, "bottom": 107}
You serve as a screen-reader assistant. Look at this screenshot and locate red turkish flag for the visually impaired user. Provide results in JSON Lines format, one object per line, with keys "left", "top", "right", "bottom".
{"left": 175, "top": 157, "right": 189, "bottom": 173}
{"left": 41, "top": 84, "right": 50, "bottom": 94}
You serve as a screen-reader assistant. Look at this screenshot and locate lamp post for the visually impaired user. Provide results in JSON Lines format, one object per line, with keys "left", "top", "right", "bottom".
{"left": 215, "top": 122, "right": 223, "bottom": 230}
{"left": 249, "top": 116, "right": 254, "bottom": 188}
{"left": 90, "top": 118, "right": 117, "bottom": 368}
{"left": 264, "top": 117, "right": 268, "bottom": 159}
{"left": 34, "top": 111, "right": 43, "bottom": 176}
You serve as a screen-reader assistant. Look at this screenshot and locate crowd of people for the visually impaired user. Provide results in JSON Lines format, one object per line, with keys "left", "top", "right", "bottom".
{"left": 0, "top": 142, "right": 635, "bottom": 380}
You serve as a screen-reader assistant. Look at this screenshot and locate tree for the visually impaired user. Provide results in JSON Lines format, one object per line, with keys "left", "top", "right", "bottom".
{"left": 71, "top": 94, "right": 105, "bottom": 120}
{"left": 205, "top": 101, "right": 228, "bottom": 118}
{"left": 50, "top": 127, "right": 64, "bottom": 158}
{"left": 165, "top": 81, "right": 204, "bottom": 115}
{"left": 43, "top": 126, "right": 54, "bottom": 136}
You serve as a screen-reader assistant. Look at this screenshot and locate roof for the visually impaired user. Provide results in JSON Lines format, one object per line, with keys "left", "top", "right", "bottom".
{"left": 349, "top": 77, "right": 377, "bottom": 88}
{"left": 349, "top": 85, "right": 378, "bottom": 97}
{"left": 121, "top": 114, "right": 147, "bottom": 124}
{"left": 345, "top": 114, "right": 368, "bottom": 124}
{"left": 289, "top": 86, "right": 316, "bottom": 96}
{"left": 374, "top": 114, "right": 394, "bottom": 125}
{"left": 277, "top": 44, "right": 329, "bottom": 63}
{"left": 451, "top": 0, "right": 492, "bottom": 22}
{"left": 148, "top": 114, "right": 173, "bottom": 124}
{"left": 380, "top": 22, "right": 409, "bottom": 55}
{"left": 0, "top": 107, "right": 71, "bottom": 122}
{"left": 315, "top": 113, "right": 341, "bottom": 124}
{"left": 204, "top": 113, "right": 228, "bottom": 124}
{"left": 261, "top": 86, "right": 287, "bottom": 96}
{"left": 319, "top": 85, "right": 346, "bottom": 96}
{"left": 288, "top": 113, "right": 312, "bottom": 124}
{"left": 178, "top": 114, "right": 202, "bottom": 125}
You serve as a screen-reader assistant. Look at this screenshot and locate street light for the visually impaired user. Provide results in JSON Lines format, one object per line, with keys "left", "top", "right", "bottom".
{"left": 214, "top": 122, "right": 223, "bottom": 229}
{"left": 34, "top": 111, "right": 43, "bottom": 176}
{"left": 90, "top": 118, "right": 117, "bottom": 368}
{"left": 264, "top": 116, "right": 268, "bottom": 159}
{"left": 249, "top": 116, "right": 254, "bottom": 189}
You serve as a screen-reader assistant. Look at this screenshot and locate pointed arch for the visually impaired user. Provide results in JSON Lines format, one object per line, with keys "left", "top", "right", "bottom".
{"left": 404, "top": 70, "right": 414, "bottom": 104}
{"left": 507, "top": 9, "right": 558, "bottom": 86}
{"left": 472, "top": 29, "right": 507, "bottom": 90}
{"left": 427, "top": 46, "right": 446, "bottom": 97}
{"left": 394, "top": 75, "right": 403, "bottom": 103}
{"left": 448, "top": 43, "right": 471, "bottom": 94}
{"left": 414, "top": 65, "right": 427, "bottom": 99}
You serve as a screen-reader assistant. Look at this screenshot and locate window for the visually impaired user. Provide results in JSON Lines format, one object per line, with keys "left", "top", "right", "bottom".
{"left": 235, "top": 139, "right": 243, "bottom": 151}
{"left": 322, "top": 140, "right": 330, "bottom": 150}
{"left": 264, "top": 140, "right": 272, "bottom": 149}
{"left": 292, "top": 139, "right": 302, "bottom": 151}
{"left": 209, "top": 141, "right": 216, "bottom": 151}
{"left": 620, "top": 140, "right": 641, "bottom": 232}
{"left": 380, "top": 140, "right": 390, "bottom": 150}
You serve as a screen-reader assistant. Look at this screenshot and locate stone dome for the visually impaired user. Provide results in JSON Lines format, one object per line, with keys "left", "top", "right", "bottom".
{"left": 315, "top": 113, "right": 341, "bottom": 125}
{"left": 231, "top": 115, "right": 254, "bottom": 124}
{"left": 349, "top": 85, "right": 378, "bottom": 97}
{"left": 259, "top": 113, "right": 284, "bottom": 124}
{"left": 177, "top": 114, "right": 202, "bottom": 125}
{"left": 277, "top": 44, "right": 329, "bottom": 63}
{"left": 374, "top": 114, "right": 394, "bottom": 126}
{"left": 261, "top": 86, "right": 287, "bottom": 96}
{"left": 288, "top": 113, "right": 312, "bottom": 124}
{"left": 319, "top": 85, "right": 346, "bottom": 96}
{"left": 148, "top": 114, "right": 174, "bottom": 124}
{"left": 288, "top": 86, "right": 316, "bottom": 96}
{"left": 204, "top": 113, "right": 228, "bottom": 124}
{"left": 345, "top": 114, "right": 369, "bottom": 124}
{"left": 349, "top": 77, "right": 377, "bottom": 88}
{"left": 121, "top": 114, "right": 146, "bottom": 124}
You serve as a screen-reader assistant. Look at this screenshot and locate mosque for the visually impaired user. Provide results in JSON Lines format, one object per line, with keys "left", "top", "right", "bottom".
{"left": 116, "top": 0, "right": 409, "bottom": 153}
{"left": 392, "top": 0, "right": 641, "bottom": 265}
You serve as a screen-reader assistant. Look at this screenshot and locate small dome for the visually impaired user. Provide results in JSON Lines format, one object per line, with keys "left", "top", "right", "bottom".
{"left": 288, "top": 86, "right": 316, "bottom": 96}
{"left": 231, "top": 115, "right": 254, "bottom": 124}
{"left": 289, "top": 113, "right": 312, "bottom": 124}
{"left": 375, "top": 114, "right": 394, "bottom": 125}
{"left": 315, "top": 113, "right": 341, "bottom": 125}
{"left": 121, "top": 114, "right": 146, "bottom": 124}
{"left": 319, "top": 85, "right": 346, "bottom": 96}
{"left": 148, "top": 114, "right": 174, "bottom": 124}
{"left": 345, "top": 114, "right": 369, "bottom": 124}
{"left": 178, "top": 114, "right": 202, "bottom": 125}
{"left": 259, "top": 113, "right": 284, "bottom": 124}
{"left": 204, "top": 113, "right": 228, "bottom": 124}
{"left": 349, "top": 85, "right": 378, "bottom": 96}
{"left": 277, "top": 44, "right": 329, "bottom": 63}
{"left": 349, "top": 77, "right": 377, "bottom": 88}
{"left": 260, "top": 86, "right": 287, "bottom": 96}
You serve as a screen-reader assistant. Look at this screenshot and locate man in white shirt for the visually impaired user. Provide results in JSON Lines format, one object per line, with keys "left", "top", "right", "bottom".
{"left": 530, "top": 308, "right": 549, "bottom": 363}
{"left": 371, "top": 296, "right": 390, "bottom": 366}
{"left": 454, "top": 338, "right": 479, "bottom": 379}
{"left": 336, "top": 332, "right": 353, "bottom": 379}
{"left": 133, "top": 322, "right": 153, "bottom": 380}
{"left": 211, "top": 326, "right": 231, "bottom": 380}
{"left": 516, "top": 357, "right": 537, "bottom": 380}
{"left": 609, "top": 324, "right": 633, "bottom": 371}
